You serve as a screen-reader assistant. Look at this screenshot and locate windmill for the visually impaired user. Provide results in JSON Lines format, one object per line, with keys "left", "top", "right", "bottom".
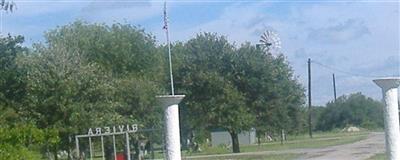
{"left": 0, "top": 0, "right": 16, "bottom": 34}
{"left": 259, "top": 30, "right": 281, "bottom": 54}
{"left": 0, "top": 0, "right": 16, "bottom": 12}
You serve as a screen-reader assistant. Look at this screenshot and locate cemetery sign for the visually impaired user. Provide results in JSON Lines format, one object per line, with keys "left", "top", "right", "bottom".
{"left": 86, "top": 124, "right": 138, "bottom": 136}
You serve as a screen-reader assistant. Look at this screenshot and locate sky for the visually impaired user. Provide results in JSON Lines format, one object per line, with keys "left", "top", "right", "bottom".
{"left": 2, "top": 0, "right": 399, "bottom": 105}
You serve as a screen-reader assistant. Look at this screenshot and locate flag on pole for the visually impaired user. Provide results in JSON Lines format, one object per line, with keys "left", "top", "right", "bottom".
{"left": 163, "top": 1, "right": 168, "bottom": 30}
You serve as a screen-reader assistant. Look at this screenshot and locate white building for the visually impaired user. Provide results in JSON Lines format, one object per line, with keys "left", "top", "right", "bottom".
{"left": 210, "top": 128, "right": 256, "bottom": 147}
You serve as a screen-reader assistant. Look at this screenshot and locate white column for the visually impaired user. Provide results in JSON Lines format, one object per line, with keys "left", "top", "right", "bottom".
{"left": 373, "top": 77, "right": 400, "bottom": 160}
{"left": 157, "top": 95, "right": 185, "bottom": 160}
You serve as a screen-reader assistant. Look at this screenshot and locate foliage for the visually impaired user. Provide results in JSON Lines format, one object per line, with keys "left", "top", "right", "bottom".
{"left": 0, "top": 35, "right": 27, "bottom": 120}
{"left": 174, "top": 33, "right": 256, "bottom": 153}
{"left": 43, "top": 21, "right": 165, "bottom": 127}
{"left": 2, "top": 22, "right": 305, "bottom": 156}
{"left": 0, "top": 124, "right": 55, "bottom": 160}
{"left": 174, "top": 33, "right": 304, "bottom": 153}
{"left": 232, "top": 43, "right": 305, "bottom": 136}
{"left": 17, "top": 44, "right": 116, "bottom": 155}
{"left": 316, "top": 92, "right": 384, "bottom": 131}
{"left": 14, "top": 21, "right": 166, "bottom": 157}
{"left": 44, "top": 21, "right": 163, "bottom": 79}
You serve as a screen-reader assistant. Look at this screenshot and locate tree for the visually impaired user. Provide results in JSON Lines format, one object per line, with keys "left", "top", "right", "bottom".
{"left": 174, "top": 33, "right": 305, "bottom": 152}
{"left": 44, "top": 22, "right": 166, "bottom": 127}
{"left": 316, "top": 92, "right": 384, "bottom": 131}
{"left": 0, "top": 35, "right": 27, "bottom": 118}
{"left": 0, "top": 35, "right": 54, "bottom": 160}
{"left": 18, "top": 21, "right": 166, "bottom": 158}
{"left": 19, "top": 45, "right": 117, "bottom": 159}
{"left": 175, "top": 33, "right": 255, "bottom": 153}
{"left": 231, "top": 43, "right": 305, "bottom": 140}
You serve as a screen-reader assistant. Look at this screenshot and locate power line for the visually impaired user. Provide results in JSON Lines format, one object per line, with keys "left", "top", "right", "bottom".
{"left": 310, "top": 60, "right": 389, "bottom": 78}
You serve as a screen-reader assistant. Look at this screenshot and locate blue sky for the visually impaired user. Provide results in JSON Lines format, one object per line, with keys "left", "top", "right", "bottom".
{"left": 2, "top": 0, "right": 399, "bottom": 105}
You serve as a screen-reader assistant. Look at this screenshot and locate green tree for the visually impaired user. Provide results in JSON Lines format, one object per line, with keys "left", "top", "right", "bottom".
{"left": 19, "top": 45, "right": 117, "bottom": 159}
{"left": 0, "top": 35, "right": 27, "bottom": 119}
{"left": 44, "top": 22, "right": 165, "bottom": 127}
{"left": 316, "top": 92, "right": 384, "bottom": 131}
{"left": 18, "top": 21, "right": 166, "bottom": 158}
{"left": 232, "top": 43, "right": 305, "bottom": 138}
{"left": 175, "top": 33, "right": 255, "bottom": 153}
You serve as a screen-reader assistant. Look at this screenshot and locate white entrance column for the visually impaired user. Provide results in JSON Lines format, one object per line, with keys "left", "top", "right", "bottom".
{"left": 373, "top": 77, "right": 400, "bottom": 160}
{"left": 157, "top": 95, "right": 185, "bottom": 160}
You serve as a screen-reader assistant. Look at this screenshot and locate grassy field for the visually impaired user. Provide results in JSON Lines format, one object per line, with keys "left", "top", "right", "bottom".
{"left": 367, "top": 153, "right": 386, "bottom": 160}
{"left": 183, "top": 131, "right": 369, "bottom": 157}
{"left": 241, "top": 132, "right": 368, "bottom": 152}
{"left": 185, "top": 153, "right": 302, "bottom": 160}
{"left": 77, "top": 131, "right": 370, "bottom": 160}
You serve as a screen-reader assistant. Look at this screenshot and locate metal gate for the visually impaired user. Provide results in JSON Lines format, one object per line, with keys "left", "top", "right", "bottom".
{"left": 75, "top": 124, "right": 162, "bottom": 160}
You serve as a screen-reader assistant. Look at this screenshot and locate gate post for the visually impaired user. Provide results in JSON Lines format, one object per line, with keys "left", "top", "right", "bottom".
{"left": 373, "top": 77, "right": 400, "bottom": 160}
{"left": 157, "top": 95, "right": 185, "bottom": 160}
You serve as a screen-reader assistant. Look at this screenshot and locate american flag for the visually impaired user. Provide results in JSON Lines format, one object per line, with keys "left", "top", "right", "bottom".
{"left": 163, "top": 1, "right": 168, "bottom": 30}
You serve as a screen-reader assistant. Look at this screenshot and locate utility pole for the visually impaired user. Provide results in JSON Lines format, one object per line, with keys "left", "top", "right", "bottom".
{"left": 332, "top": 73, "right": 337, "bottom": 102}
{"left": 308, "top": 58, "right": 312, "bottom": 138}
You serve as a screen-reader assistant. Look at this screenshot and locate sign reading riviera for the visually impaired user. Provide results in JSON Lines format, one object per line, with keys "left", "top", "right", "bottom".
{"left": 87, "top": 124, "right": 138, "bottom": 135}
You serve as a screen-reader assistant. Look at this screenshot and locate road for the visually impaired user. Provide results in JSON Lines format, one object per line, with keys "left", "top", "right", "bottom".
{"left": 185, "top": 132, "right": 385, "bottom": 160}
{"left": 298, "top": 132, "right": 384, "bottom": 160}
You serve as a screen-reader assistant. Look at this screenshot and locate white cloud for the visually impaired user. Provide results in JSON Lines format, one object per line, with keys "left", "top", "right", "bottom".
{"left": 1, "top": 1, "right": 398, "bottom": 105}
{"left": 170, "top": 2, "right": 399, "bottom": 105}
{"left": 78, "top": 0, "right": 162, "bottom": 23}
{"left": 307, "top": 18, "right": 370, "bottom": 43}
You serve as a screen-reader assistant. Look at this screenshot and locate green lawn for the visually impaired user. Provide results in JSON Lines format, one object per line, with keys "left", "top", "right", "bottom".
{"left": 368, "top": 153, "right": 386, "bottom": 160}
{"left": 241, "top": 132, "right": 368, "bottom": 152}
{"left": 189, "top": 153, "right": 302, "bottom": 160}
{"left": 184, "top": 131, "right": 369, "bottom": 157}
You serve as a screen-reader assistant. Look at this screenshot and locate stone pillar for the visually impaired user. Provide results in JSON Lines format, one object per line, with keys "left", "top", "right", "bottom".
{"left": 373, "top": 77, "right": 400, "bottom": 160}
{"left": 157, "top": 95, "right": 185, "bottom": 160}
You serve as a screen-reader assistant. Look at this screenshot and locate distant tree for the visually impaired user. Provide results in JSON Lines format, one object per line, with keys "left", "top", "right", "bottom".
{"left": 316, "top": 92, "right": 384, "bottom": 131}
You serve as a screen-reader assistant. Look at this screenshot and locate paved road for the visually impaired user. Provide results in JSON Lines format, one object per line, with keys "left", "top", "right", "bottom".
{"left": 185, "top": 132, "right": 385, "bottom": 160}
{"left": 298, "top": 132, "right": 384, "bottom": 160}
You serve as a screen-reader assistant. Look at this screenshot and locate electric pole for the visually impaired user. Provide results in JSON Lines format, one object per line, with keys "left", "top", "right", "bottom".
{"left": 333, "top": 73, "right": 337, "bottom": 102}
{"left": 308, "top": 58, "right": 312, "bottom": 138}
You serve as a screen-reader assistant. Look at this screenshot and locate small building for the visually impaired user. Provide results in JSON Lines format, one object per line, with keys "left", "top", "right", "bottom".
{"left": 210, "top": 128, "right": 256, "bottom": 147}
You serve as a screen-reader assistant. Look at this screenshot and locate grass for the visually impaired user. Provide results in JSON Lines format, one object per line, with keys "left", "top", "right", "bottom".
{"left": 187, "top": 153, "right": 302, "bottom": 160}
{"left": 241, "top": 132, "right": 368, "bottom": 152}
{"left": 76, "top": 131, "right": 371, "bottom": 160}
{"left": 183, "top": 131, "right": 369, "bottom": 157}
{"left": 368, "top": 153, "right": 386, "bottom": 160}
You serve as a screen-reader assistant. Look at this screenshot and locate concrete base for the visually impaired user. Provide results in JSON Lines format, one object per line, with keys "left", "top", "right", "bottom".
{"left": 157, "top": 95, "right": 185, "bottom": 160}
{"left": 373, "top": 77, "right": 400, "bottom": 160}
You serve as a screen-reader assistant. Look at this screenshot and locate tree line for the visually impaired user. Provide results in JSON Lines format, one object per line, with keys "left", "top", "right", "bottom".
{"left": 0, "top": 21, "right": 384, "bottom": 159}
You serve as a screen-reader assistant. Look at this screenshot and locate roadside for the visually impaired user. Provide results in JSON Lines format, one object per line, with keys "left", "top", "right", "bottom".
{"left": 183, "top": 132, "right": 384, "bottom": 160}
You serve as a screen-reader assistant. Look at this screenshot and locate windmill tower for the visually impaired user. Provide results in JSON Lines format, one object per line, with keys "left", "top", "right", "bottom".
{"left": 259, "top": 30, "right": 281, "bottom": 55}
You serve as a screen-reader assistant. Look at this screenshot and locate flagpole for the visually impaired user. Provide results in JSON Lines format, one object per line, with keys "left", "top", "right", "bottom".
{"left": 164, "top": 1, "right": 175, "bottom": 95}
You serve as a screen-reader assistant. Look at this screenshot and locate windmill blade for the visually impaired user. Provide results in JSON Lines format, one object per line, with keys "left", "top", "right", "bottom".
{"left": 259, "top": 30, "right": 282, "bottom": 53}
{"left": 9, "top": 1, "right": 15, "bottom": 12}
{"left": 4, "top": 2, "right": 9, "bottom": 11}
